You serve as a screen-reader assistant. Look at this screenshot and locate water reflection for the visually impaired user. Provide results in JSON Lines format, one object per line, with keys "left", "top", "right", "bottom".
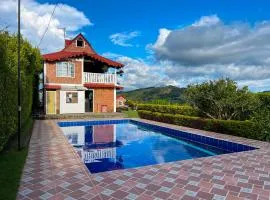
{"left": 61, "top": 124, "right": 124, "bottom": 172}
{"left": 61, "top": 123, "right": 228, "bottom": 173}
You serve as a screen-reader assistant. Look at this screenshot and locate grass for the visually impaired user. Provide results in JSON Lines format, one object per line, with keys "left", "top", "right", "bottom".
{"left": 0, "top": 148, "right": 28, "bottom": 200}
{"left": 123, "top": 109, "right": 139, "bottom": 118}
{"left": 0, "top": 118, "right": 33, "bottom": 200}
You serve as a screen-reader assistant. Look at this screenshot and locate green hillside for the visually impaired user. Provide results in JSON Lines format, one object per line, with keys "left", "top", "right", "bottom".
{"left": 118, "top": 85, "right": 186, "bottom": 103}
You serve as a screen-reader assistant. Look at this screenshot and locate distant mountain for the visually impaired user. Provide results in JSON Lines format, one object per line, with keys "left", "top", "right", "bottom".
{"left": 118, "top": 85, "right": 186, "bottom": 103}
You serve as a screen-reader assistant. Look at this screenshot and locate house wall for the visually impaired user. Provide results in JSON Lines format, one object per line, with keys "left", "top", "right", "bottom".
{"left": 60, "top": 126, "right": 85, "bottom": 146}
{"left": 93, "top": 88, "right": 114, "bottom": 113}
{"left": 64, "top": 37, "right": 95, "bottom": 54}
{"left": 93, "top": 125, "right": 115, "bottom": 143}
{"left": 56, "top": 90, "right": 60, "bottom": 114}
{"left": 60, "top": 90, "right": 85, "bottom": 114}
{"left": 45, "top": 60, "right": 82, "bottom": 84}
{"left": 116, "top": 97, "right": 126, "bottom": 107}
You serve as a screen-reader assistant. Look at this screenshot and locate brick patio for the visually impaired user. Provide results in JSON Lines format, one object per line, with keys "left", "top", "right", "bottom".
{"left": 17, "top": 119, "right": 270, "bottom": 200}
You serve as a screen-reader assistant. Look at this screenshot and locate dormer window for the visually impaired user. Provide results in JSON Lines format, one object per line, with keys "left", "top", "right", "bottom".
{"left": 76, "top": 39, "right": 84, "bottom": 47}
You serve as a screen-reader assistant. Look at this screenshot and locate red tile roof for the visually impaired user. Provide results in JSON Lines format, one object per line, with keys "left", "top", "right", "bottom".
{"left": 44, "top": 84, "right": 61, "bottom": 90}
{"left": 84, "top": 83, "right": 123, "bottom": 90}
{"left": 117, "top": 95, "right": 126, "bottom": 99}
{"left": 64, "top": 39, "right": 72, "bottom": 47}
{"left": 45, "top": 83, "right": 123, "bottom": 90}
{"left": 43, "top": 33, "right": 124, "bottom": 68}
{"left": 43, "top": 51, "right": 123, "bottom": 68}
{"left": 43, "top": 51, "right": 86, "bottom": 61}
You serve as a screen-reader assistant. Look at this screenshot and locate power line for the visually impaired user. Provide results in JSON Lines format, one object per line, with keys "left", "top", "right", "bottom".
{"left": 37, "top": 1, "right": 59, "bottom": 47}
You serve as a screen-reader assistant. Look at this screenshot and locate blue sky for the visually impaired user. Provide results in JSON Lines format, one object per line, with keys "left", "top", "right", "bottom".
{"left": 1, "top": 0, "right": 270, "bottom": 91}
{"left": 37, "top": 0, "right": 270, "bottom": 59}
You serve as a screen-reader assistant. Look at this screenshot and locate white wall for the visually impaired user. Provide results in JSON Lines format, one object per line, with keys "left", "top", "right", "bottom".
{"left": 60, "top": 126, "right": 85, "bottom": 146}
{"left": 60, "top": 90, "right": 85, "bottom": 114}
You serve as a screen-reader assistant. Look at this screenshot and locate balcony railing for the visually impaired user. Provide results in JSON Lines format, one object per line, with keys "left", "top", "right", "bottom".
{"left": 84, "top": 72, "right": 116, "bottom": 84}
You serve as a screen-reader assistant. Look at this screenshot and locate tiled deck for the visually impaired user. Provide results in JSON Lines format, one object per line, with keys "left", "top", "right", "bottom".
{"left": 17, "top": 119, "right": 270, "bottom": 200}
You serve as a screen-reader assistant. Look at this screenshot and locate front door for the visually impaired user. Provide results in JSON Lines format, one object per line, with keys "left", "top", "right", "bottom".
{"left": 85, "top": 90, "right": 93, "bottom": 112}
{"left": 46, "top": 91, "right": 56, "bottom": 114}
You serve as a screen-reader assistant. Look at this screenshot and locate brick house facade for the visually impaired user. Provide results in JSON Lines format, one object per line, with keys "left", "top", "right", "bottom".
{"left": 43, "top": 33, "right": 124, "bottom": 114}
{"left": 116, "top": 95, "right": 126, "bottom": 108}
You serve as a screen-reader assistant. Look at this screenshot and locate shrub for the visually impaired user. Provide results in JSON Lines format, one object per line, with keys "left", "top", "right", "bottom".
{"left": 126, "top": 100, "right": 138, "bottom": 110}
{"left": 116, "top": 106, "right": 128, "bottom": 112}
{"left": 184, "top": 78, "right": 259, "bottom": 120}
{"left": 137, "top": 104, "right": 199, "bottom": 116}
{"left": 0, "top": 32, "right": 41, "bottom": 151}
{"left": 146, "top": 99, "right": 173, "bottom": 105}
{"left": 256, "top": 92, "right": 270, "bottom": 109}
{"left": 138, "top": 110, "right": 259, "bottom": 140}
{"left": 252, "top": 108, "right": 270, "bottom": 142}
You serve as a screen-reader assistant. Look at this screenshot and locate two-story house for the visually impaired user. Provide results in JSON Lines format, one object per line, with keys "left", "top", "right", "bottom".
{"left": 116, "top": 95, "right": 127, "bottom": 108}
{"left": 43, "top": 33, "right": 124, "bottom": 114}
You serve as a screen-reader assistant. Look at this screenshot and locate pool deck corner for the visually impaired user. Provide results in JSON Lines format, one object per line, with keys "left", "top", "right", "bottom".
{"left": 17, "top": 119, "right": 270, "bottom": 200}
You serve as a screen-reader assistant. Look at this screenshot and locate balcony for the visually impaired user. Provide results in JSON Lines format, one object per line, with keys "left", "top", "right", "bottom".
{"left": 84, "top": 72, "right": 117, "bottom": 84}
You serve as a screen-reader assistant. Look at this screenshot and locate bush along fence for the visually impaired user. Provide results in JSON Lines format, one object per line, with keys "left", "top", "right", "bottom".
{"left": 0, "top": 31, "right": 41, "bottom": 151}
{"left": 137, "top": 104, "right": 199, "bottom": 117}
{"left": 138, "top": 110, "right": 260, "bottom": 140}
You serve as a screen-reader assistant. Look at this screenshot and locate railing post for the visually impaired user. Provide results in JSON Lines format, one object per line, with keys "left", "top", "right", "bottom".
{"left": 83, "top": 72, "right": 118, "bottom": 84}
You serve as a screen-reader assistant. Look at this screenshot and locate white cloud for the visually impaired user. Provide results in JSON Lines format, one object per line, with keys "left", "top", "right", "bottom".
{"left": 103, "top": 52, "right": 178, "bottom": 91}
{"left": 151, "top": 15, "right": 270, "bottom": 67}
{"left": 192, "top": 15, "right": 221, "bottom": 27}
{"left": 109, "top": 31, "right": 141, "bottom": 47}
{"left": 0, "top": 0, "right": 92, "bottom": 53}
{"left": 147, "top": 15, "right": 270, "bottom": 92}
{"left": 103, "top": 50, "right": 270, "bottom": 92}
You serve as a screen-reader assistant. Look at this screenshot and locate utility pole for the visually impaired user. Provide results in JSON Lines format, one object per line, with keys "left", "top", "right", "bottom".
{"left": 18, "top": 0, "right": 21, "bottom": 150}
{"left": 59, "top": 27, "right": 66, "bottom": 39}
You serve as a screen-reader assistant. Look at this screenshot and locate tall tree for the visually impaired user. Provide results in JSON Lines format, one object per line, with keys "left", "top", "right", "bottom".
{"left": 184, "top": 79, "right": 259, "bottom": 120}
{"left": 0, "top": 31, "right": 42, "bottom": 151}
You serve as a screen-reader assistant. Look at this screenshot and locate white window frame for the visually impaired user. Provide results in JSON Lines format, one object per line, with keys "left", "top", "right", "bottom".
{"left": 56, "top": 62, "right": 75, "bottom": 78}
{"left": 66, "top": 92, "right": 78, "bottom": 104}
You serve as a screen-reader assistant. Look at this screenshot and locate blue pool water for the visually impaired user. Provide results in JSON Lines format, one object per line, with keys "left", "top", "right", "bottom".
{"left": 58, "top": 120, "right": 256, "bottom": 173}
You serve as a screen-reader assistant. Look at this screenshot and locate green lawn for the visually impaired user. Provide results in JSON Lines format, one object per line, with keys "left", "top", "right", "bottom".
{"left": 0, "top": 148, "right": 28, "bottom": 200}
{"left": 123, "top": 109, "right": 139, "bottom": 118}
{"left": 0, "top": 119, "right": 32, "bottom": 200}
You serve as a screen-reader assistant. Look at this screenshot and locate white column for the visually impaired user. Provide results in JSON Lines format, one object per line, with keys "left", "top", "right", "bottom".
{"left": 113, "top": 88, "right": 116, "bottom": 112}
{"left": 114, "top": 67, "right": 117, "bottom": 84}
{"left": 82, "top": 57, "right": 84, "bottom": 84}
{"left": 114, "top": 67, "right": 117, "bottom": 112}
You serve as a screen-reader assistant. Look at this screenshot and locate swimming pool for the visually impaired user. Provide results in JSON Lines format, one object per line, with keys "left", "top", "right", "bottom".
{"left": 58, "top": 119, "right": 256, "bottom": 173}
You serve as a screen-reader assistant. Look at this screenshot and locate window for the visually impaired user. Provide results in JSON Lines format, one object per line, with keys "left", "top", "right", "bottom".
{"left": 76, "top": 39, "right": 84, "bottom": 47}
{"left": 56, "top": 62, "right": 75, "bottom": 77}
{"left": 66, "top": 92, "right": 78, "bottom": 103}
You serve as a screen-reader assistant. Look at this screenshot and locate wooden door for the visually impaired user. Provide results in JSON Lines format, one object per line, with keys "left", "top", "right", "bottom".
{"left": 46, "top": 91, "right": 56, "bottom": 114}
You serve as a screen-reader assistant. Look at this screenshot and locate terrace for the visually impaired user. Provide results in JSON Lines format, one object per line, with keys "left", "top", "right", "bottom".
{"left": 17, "top": 118, "right": 270, "bottom": 200}
{"left": 84, "top": 72, "right": 117, "bottom": 84}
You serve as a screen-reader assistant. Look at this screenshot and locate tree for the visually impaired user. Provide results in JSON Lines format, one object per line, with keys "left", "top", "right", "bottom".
{"left": 0, "top": 31, "right": 42, "bottom": 151}
{"left": 252, "top": 108, "right": 270, "bottom": 141}
{"left": 184, "top": 79, "right": 259, "bottom": 120}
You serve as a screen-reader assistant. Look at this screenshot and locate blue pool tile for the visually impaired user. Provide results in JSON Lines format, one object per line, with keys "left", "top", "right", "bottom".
{"left": 59, "top": 119, "right": 257, "bottom": 155}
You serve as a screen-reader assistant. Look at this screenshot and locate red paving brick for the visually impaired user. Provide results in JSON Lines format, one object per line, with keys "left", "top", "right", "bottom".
{"left": 17, "top": 119, "right": 270, "bottom": 199}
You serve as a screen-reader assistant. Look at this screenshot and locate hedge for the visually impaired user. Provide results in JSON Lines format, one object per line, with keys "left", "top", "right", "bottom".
{"left": 0, "top": 32, "right": 41, "bottom": 151}
{"left": 138, "top": 110, "right": 259, "bottom": 140}
{"left": 257, "top": 92, "right": 270, "bottom": 109}
{"left": 137, "top": 104, "right": 199, "bottom": 116}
